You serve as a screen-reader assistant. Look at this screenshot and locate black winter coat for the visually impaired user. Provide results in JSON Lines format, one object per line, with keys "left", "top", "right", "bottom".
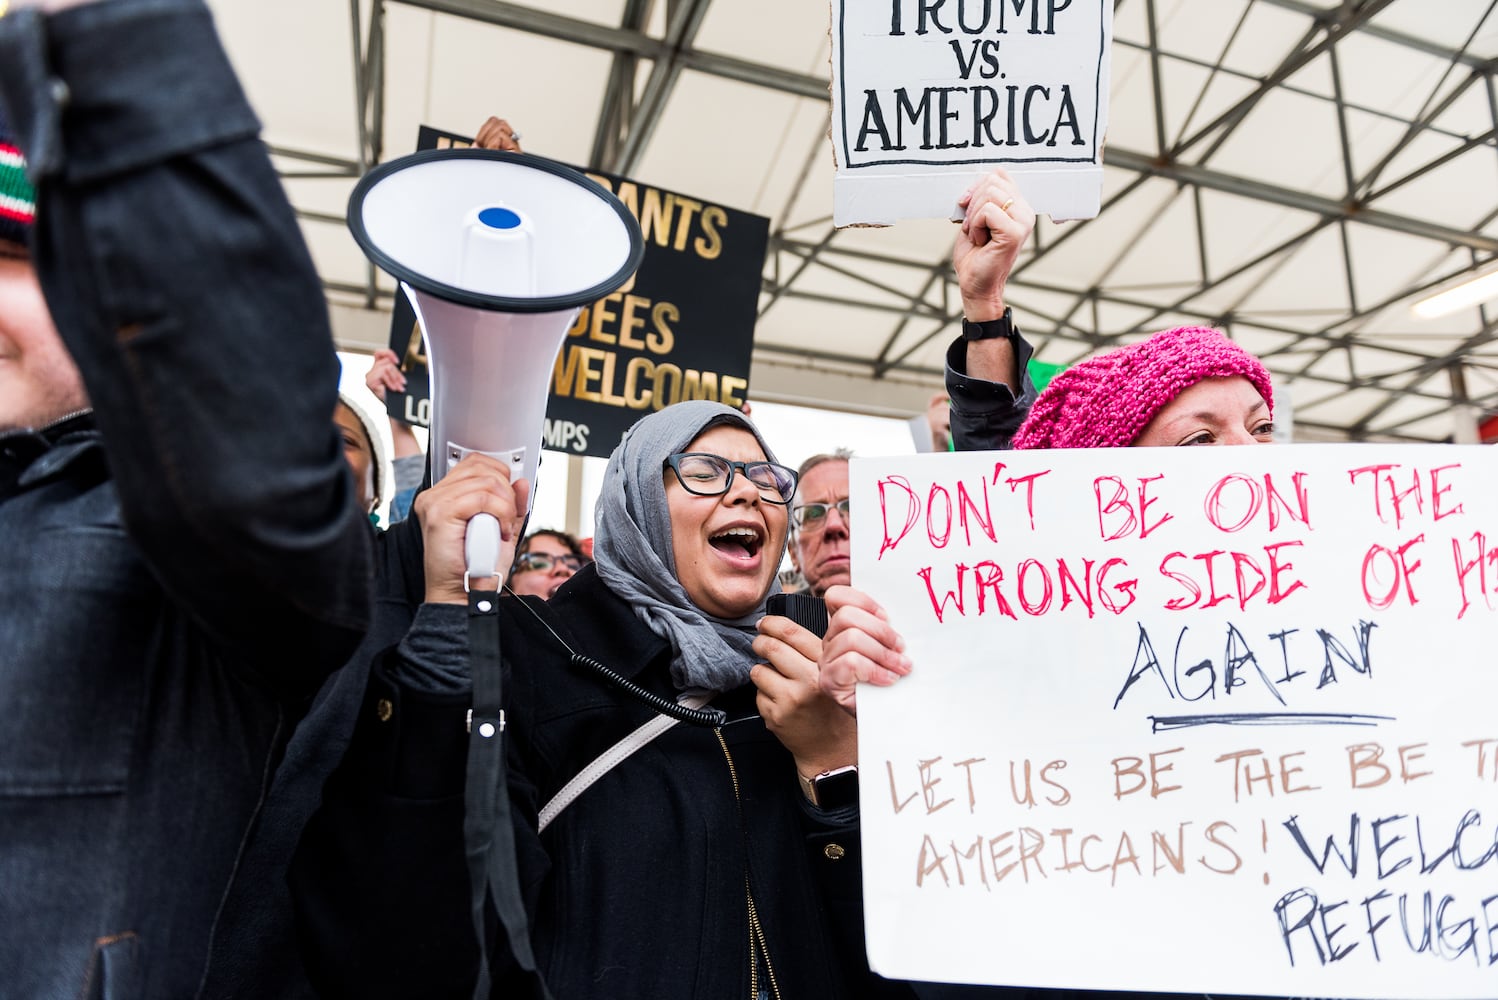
{"left": 0, "top": 6, "right": 371, "bottom": 994}
{"left": 295, "top": 566, "right": 909, "bottom": 999}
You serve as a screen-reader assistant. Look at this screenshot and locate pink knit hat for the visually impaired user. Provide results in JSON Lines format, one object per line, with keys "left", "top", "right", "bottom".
{"left": 1011, "top": 326, "right": 1273, "bottom": 450}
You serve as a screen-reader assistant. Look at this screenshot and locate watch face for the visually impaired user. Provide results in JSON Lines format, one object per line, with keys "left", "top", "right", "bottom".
{"left": 813, "top": 767, "right": 860, "bottom": 809}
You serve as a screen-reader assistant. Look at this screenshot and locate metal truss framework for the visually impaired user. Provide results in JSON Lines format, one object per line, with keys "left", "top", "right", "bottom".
{"left": 281, "top": 0, "right": 1498, "bottom": 442}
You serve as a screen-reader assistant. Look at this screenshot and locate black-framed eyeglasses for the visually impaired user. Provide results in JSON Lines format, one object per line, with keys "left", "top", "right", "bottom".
{"left": 791, "top": 498, "right": 850, "bottom": 530}
{"left": 513, "top": 551, "right": 584, "bottom": 574}
{"left": 664, "top": 452, "right": 798, "bottom": 505}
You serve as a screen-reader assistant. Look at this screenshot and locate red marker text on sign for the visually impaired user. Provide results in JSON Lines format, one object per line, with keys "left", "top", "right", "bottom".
{"left": 878, "top": 465, "right": 1051, "bottom": 559}
{"left": 1450, "top": 531, "right": 1498, "bottom": 619}
{"left": 1347, "top": 463, "right": 1465, "bottom": 529}
{"left": 916, "top": 556, "right": 1138, "bottom": 623}
{"left": 1202, "top": 472, "right": 1312, "bottom": 533}
{"left": 1094, "top": 475, "right": 1172, "bottom": 541}
{"left": 1158, "top": 541, "right": 1307, "bottom": 612}
{"left": 1359, "top": 534, "right": 1424, "bottom": 610}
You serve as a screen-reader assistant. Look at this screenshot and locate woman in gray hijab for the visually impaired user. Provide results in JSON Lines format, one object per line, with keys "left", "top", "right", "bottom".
{"left": 296, "top": 400, "right": 901, "bottom": 1000}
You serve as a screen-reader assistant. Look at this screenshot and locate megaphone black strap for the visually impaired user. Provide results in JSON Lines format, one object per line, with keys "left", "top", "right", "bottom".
{"left": 464, "top": 589, "right": 552, "bottom": 999}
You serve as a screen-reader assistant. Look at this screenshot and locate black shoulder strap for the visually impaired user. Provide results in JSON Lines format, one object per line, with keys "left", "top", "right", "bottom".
{"left": 464, "top": 589, "right": 552, "bottom": 999}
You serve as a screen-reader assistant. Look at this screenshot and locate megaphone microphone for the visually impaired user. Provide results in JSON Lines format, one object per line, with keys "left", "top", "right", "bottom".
{"left": 348, "top": 149, "right": 644, "bottom": 579}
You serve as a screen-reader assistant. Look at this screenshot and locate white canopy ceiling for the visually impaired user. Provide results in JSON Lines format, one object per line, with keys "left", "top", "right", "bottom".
{"left": 209, "top": 0, "right": 1498, "bottom": 441}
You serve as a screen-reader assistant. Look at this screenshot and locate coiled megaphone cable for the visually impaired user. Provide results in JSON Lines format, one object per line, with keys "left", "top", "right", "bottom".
{"left": 504, "top": 586, "right": 728, "bottom": 728}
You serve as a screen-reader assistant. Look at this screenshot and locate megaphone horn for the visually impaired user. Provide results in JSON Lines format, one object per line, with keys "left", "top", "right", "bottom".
{"left": 348, "top": 149, "right": 644, "bottom": 579}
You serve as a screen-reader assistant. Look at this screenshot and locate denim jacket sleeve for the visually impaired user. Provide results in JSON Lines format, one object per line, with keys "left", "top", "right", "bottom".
{"left": 0, "top": 0, "right": 371, "bottom": 694}
{"left": 944, "top": 331, "right": 1040, "bottom": 452}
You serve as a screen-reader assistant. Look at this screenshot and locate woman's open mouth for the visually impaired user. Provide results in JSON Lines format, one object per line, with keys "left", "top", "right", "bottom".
{"left": 708, "top": 525, "right": 764, "bottom": 562}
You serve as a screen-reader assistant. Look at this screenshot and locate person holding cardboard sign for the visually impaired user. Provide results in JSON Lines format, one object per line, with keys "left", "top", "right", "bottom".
{"left": 821, "top": 325, "right": 1278, "bottom": 714}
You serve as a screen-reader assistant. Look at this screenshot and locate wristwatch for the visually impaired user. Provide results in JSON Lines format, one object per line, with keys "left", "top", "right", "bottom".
{"left": 961, "top": 306, "right": 1017, "bottom": 342}
{"left": 798, "top": 765, "right": 859, "bottom": 809}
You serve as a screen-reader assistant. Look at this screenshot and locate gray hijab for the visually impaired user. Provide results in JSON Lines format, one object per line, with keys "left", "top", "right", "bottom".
{"left": 593, "top": 400, "right": 785, "bottom": 692}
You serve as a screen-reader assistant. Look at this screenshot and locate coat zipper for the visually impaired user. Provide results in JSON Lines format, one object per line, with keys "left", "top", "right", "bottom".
{"left": 715, "top": 727, "right": 783, "bottom": 1000}
{"left": 41, "top": 408, "right": 94, "bottom": 431}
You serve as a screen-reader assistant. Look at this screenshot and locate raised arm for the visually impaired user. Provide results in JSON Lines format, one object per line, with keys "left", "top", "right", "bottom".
{"left": 292, "top": 454, "right": 531, "bottom": 998}
{"left": 0, "top": 0, "right": 371, "bottom": 689}
{"left": 946, "top": 168, "right": 1041, "bottom": 451}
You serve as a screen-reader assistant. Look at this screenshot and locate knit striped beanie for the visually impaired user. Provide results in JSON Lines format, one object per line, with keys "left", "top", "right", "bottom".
{"left": 1011, "top": 326, "right": 1274, "bottom": 450}
{"left": 0, "top": 109, "right": 36, "bottom": 250}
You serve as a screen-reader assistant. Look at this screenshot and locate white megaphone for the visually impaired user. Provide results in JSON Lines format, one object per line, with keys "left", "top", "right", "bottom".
{"left": 348, "top": 149, "right": 644, "bottom": 579}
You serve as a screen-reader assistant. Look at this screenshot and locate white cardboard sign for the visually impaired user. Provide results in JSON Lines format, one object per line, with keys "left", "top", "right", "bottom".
{"left": 851, "top": 444, "right": 1498, "bottom": 997}
{"left": 829, "top": 0, "right": 1112, "bottom": 226}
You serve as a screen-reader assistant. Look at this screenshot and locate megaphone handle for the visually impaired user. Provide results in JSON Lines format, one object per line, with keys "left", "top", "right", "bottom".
{"left": 465, "top": 512, "right": 503, "bottom": 582}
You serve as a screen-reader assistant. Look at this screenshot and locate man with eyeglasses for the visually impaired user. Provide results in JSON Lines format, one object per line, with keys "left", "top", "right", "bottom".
{"left": 790, "top": 449, "right": 855, "bottom": 598}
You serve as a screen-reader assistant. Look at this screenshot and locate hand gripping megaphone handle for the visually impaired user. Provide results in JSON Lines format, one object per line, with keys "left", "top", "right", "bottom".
{"left": 447, "top": 444, "right": 521, "bottom": 585}
{"left": 465, "top": 512, "right": 503, "bottom": 583}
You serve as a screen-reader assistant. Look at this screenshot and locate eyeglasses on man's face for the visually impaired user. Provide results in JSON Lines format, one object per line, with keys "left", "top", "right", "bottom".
{"left": 791, "top": 498, "right": 850, "bottom": 530}
{"left": 664, "top": 452, "right": 798, "bottom": 505}
{"left": 513, "top": 551, "right": 583, "bottom": 575}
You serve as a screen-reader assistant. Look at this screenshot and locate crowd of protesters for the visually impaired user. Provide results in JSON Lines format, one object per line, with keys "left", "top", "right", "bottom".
{"left": 1, "top": 2, "right": 1290, "bottom": 998}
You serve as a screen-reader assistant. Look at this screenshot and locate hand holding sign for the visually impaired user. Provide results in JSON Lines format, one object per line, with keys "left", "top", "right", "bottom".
{"left": 364, "top": 347, "right": 407, "bottom": 401}
{"left": 954, "top": 168, "right": 1035, "bottom": 321}
{"left": 473, "top": 116, "right": 524, "bottom": 154}
{"left": 818, "top": 584, "right": 912, "bottom": 717}
{"left": 752, "top": 615, "right": 858, "bottom": 780}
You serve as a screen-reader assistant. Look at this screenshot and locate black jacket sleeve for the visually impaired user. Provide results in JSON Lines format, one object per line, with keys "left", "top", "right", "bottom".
{"left": 291, "top": 596, "right": 548, "bottom": 1000}
{"left": 0, "top": 0, "right": 371, "bottom": 695}
{"left": 291, "top": 654, "right": 481, "bottom": 999}
{"left": 945, "top": 331, "right": 1040, "bottom": 452}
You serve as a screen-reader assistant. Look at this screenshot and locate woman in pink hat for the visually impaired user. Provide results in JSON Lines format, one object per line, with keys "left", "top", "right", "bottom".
{"left": 822, "top": 321, "right": 1278, "bottom": 715}
{"left": 1011, "top": 325, "right": 1276, "bottom": 450}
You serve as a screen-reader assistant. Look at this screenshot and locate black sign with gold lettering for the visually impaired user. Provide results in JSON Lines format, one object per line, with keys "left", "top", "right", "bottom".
{"left": 381, "top": 126, "right": 768, "bottom": 459}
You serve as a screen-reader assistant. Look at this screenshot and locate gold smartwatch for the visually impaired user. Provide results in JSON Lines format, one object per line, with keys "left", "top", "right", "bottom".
{"left": 798, "top": 764, "right": 859, "bottom": 809}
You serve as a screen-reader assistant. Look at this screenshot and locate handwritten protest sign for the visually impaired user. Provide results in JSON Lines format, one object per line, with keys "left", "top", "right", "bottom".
{"left": 851, "top": 444, "right": 1498, "bottom": 997}
{"left": 829, "top": 0, "right": 1112, "bottom": 225}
